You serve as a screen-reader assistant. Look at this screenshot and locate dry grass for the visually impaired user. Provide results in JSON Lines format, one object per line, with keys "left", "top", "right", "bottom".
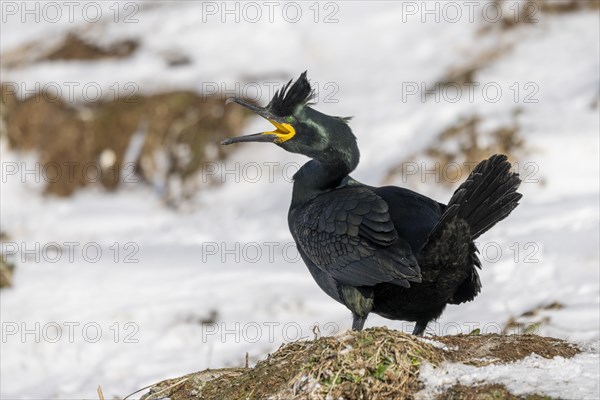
{"left": 503, "top": 302, "right": 565, "bottom": 335}
{"left": 431, "top": 44, "right": 513, "bottom": 92}
{"left": 478, "top": 0, "right": 600, "bottom": 34}
{"left": 42, "top": 33, "right": 138, "bottom": 62}
{"left": 537, "top": 0, "right": 600, "bottom": 14}
{"left": 384, "top": 111, "right": 527, "bottom": 187}
{"left": 135, "top": 328, "right": 580, "bottom": 400}
{"left": 140, "top": 327, "right": 442, "bottom": 400}
{"left": 1, "top": 33, "right": 138, "bottom": 69}
{"left": 0, "top": 232, "right": 14, "bottom": 289}
{"left": 0, "top": 258, "right": 15, "bottom": 289}
{"left": 423, "top": 113, "right": 524, "bottom": 168}
{"left": 1, "top": 84, "right": 254, "bottom": 204}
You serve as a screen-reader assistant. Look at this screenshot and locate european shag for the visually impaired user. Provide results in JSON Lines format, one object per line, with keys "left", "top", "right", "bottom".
{"left": 222, "top": 71, "right": 522, "bottom": 335}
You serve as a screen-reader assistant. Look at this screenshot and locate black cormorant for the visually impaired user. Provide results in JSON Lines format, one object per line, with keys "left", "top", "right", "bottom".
{"left": 222, "top": 72, "right": 522, "bottom": 335}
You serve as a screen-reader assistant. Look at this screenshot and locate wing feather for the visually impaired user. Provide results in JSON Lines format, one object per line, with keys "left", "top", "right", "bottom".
{"left": 290, "top": 187, "right": 421, "bottom": 287}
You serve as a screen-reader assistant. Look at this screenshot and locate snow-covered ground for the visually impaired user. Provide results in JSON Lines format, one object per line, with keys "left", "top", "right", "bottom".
{"left": 418, "top": 342, "right": 600, "bottom": 399}
{"left": 1, "top": 1, "right": 599, "bottom": 398}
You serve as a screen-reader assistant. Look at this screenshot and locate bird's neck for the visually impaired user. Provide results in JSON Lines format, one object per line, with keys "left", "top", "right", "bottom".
{"left": 291, "top": 148, "right": 359, "bottom": 208}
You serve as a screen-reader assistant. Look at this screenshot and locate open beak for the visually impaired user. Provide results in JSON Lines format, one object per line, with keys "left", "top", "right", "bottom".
{"left": 221, "top": 98, "right": 296, "bottom": 145}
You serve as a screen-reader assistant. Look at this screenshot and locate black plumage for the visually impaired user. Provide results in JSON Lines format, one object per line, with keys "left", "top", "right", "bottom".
{"left": 222, "top": 72, "right": 522, "bottom": 335}
{"left": 268, "top": 70, "right": 315, "bottom": 116}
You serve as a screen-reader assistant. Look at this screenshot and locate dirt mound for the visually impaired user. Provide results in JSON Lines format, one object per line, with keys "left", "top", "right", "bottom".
{"left": 132, "top": 328, "right": 579, "bottom": 400}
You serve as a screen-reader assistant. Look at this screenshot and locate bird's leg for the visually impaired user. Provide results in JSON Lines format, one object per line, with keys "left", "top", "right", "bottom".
{"left": 352, "top": 313, "right": 367, "bottom": 331}
{"left": 412, "top": 320, "right": 428, "bottom": 336}
{"left": 341, "top": 286, "right": 373, "bottom": 331}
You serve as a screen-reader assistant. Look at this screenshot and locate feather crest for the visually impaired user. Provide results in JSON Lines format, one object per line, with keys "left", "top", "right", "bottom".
{"left": 268, "top": 71, "right": 314, "bottom": 116}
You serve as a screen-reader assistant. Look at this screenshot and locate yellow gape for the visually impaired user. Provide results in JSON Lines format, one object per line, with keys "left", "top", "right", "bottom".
{"left": 265, "top": 120, "right": 296, "bottom": 143}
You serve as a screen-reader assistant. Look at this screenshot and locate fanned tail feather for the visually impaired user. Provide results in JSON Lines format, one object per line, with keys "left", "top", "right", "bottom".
{"left": 430, "top": 154, "right": 522, "bottom": 241}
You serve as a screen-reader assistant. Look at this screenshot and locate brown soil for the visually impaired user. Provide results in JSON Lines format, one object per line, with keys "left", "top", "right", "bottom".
{"left": 438, "top": 383, "right": 552, "bottom": 400}
{"left": 436, "top": 333, "right": 579, "bottom": 366}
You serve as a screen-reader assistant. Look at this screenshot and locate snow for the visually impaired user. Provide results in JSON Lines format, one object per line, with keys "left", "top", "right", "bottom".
{"left": 417, "top": 337, "right": 456, "bottom": 351}
{"left": 417, "top": 344, "right": 600, "bottom": 399}
{"left": 1, "top": 1, "right": 599, "bottom": 399}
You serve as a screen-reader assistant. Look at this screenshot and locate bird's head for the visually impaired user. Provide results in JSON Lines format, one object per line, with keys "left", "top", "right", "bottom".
{"left": 222, "top": 71, "right": 358, "bottom": 167}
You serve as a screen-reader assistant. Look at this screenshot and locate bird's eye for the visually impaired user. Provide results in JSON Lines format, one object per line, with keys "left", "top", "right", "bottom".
{"left": 285, "top": 116, "right": 296, "bottom": 124}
